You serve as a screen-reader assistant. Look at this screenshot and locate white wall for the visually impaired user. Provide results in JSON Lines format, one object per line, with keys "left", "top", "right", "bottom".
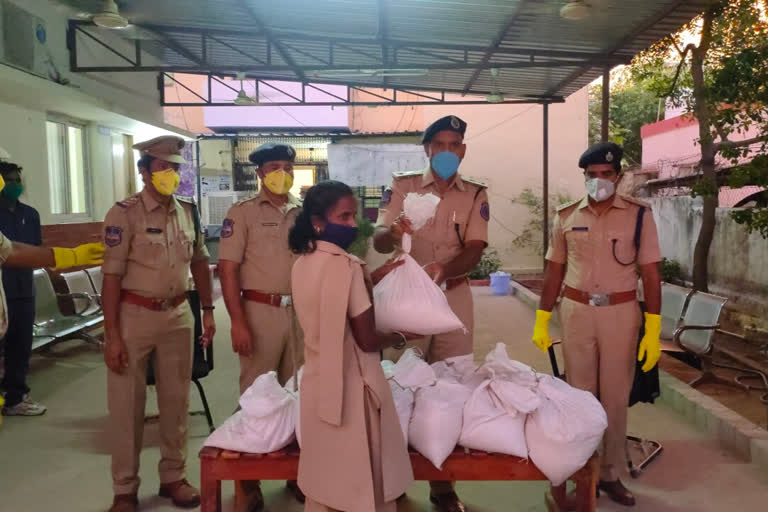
{"left": 651, "top": 196, "right": 768, "bottom": 316}
{"left": 0, "top": 0, "right": 191, "bottom": 224}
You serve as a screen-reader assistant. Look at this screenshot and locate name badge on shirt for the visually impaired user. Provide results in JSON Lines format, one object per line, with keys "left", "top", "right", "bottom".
{"left": 572, "top": 227, "right": 589, "bottom": 231}
{"left": 146, "top": 228, "right": 163, "bottom": 234}
{"left": 262, "top": 222, "right": 278, "bottom": 227}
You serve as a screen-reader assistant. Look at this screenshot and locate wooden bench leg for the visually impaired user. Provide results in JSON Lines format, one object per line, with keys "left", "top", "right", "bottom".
{"left": 574, "top": 456, "right": 599, "bottom": 512}
{"left": 234, "top": 480, "right": 246, "bottom": 511}
{"left": 200, "top": 464, "right": 221, "bottom": 512}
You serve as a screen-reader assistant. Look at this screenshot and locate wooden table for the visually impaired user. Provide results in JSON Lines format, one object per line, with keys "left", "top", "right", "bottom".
{"left": 199, "top": 444, "right": 599, "bottom": 512}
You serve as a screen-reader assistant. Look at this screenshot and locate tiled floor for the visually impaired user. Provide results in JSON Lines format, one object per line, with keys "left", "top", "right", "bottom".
{"left": 1, "top": 288, "right": 767, "bottom": 511}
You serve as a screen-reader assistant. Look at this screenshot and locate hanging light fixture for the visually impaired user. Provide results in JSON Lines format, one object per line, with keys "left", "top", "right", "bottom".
{"left": 92, "top": 0, "right": 129, "bottom": 29}
{"left": 560, "top": 1, "right": 592, "bottom": 21}
{"left": 486, "top": 68, "right": 505, "bottom": 103}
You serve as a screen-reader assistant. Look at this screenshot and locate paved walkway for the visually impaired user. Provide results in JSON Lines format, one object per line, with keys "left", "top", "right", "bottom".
{"left": 0, "top": 288, "right": 766, "bottom": 511}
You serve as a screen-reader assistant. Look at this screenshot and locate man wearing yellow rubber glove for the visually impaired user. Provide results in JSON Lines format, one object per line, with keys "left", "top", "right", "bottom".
{"left": 532, "top": 142, "right": 661, "bottom": 508}
{"left": 0, "top": 171, "right": 104, "bottom": 423}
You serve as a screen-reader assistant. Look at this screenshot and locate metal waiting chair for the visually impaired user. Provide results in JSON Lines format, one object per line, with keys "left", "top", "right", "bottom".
{"left": 145, "top": 289, "right": 215, "bottom": 433}
{"left": 659, "top": 283, "right": 694, "bottom": 352}
{"left": 32, "top": 270, "right": 103, "bottom": 351}
{"left": 670, "top": 291, "right": 746, "bottom": 390}
{"left": 84, "top": 266, "right": 103, "bottom": 295}
{"left": 60, "top": 270, "right": 102, "bottom": 316}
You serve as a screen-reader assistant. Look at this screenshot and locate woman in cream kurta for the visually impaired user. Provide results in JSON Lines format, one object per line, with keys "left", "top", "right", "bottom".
{"left": 290, "top": 182, "right": 413, "bottom": 512}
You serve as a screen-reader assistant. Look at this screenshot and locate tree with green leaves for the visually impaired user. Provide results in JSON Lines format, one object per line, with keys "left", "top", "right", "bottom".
{"left": 589, "top": 74, "right": 664, "bottom": 166}
{"left": 630, "top": 0, "right": 768, "bottom": 291}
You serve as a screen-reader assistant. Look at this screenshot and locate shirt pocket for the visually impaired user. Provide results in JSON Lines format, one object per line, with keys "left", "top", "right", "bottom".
{"left": 607, "top": 230, "right": 637, "bottom": 266}
{"left": 178, "top": 229, "right": 195, "bottom": 262}
{"left": 564, "top": 227, "right": 590, "bottom": 258}
{"left": 132, "top": 233, "right": 167, "bottom": 268}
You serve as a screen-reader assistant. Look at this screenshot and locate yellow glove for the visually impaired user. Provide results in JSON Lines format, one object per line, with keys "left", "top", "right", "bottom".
{"left": 532, "top": 309, "right": 553, "bottom": 352}
{"left": 638, "top": 313, "right": 662, "bottom": 373}
{"left": 53, "top": 242, "right": 105, "bottom": 270}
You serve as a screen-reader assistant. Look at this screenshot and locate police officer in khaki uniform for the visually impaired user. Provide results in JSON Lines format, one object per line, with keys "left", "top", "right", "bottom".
{"left": 532, "top": 142, "right": 662, "bottom": 507}
{"left": 218, "top": 142, "right": 304, "bottom": 510}
{"left": 373, "top": 115, "right": 488, "bottom": 512}
{"left": 102, "top": 136, "right": 216, "bottom": 512}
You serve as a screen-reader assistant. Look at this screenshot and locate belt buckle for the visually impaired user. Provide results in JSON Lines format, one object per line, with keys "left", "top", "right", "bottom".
{"left": 158, "top": 298, "right": 171, "bottom": 311}
{"left": 280, "top": 295, "right": 292, "bottom": 307}
{"left": 589, "top": 293, "right": 609, "bottom": 307}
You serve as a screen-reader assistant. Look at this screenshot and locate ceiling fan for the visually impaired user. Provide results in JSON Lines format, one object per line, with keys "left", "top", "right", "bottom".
{"left": 234, "top": 73, "right": 259, "bottom": 106}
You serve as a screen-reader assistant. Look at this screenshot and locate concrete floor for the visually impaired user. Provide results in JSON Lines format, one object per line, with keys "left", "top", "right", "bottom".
{"left": 1, "top": 288, "right": 767, "bottom": 512}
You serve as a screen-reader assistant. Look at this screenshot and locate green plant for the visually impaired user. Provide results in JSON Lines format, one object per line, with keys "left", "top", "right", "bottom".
{"left": 347, "top": 215, "right": 375, "bottom": 260}
{"left": 468, "top": 248, "right": 502, "bottom": 280}
{"left": 659, "top": 257, "right": 684, "bottom": 284}
{"left": 512, "top": 188, "right": 574, "bottom": 255}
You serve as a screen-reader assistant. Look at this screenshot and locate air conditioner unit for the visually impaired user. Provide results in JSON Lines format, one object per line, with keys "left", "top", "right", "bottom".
{"left": 202, "top": 191, "right": 249, "bottom": 227}
{"left": 1, "top": 0, "right": 50, "bottom": 79}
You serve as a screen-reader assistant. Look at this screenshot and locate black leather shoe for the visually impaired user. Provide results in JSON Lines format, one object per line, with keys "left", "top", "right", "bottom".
{"left": 429, "top": 491, "right": 466, "bottom": 512}
{"left": 598, "top": 479, "right": 636, "bottom": 506}
{"left": 286, "top": 480, "right": 305, "bottom": 504}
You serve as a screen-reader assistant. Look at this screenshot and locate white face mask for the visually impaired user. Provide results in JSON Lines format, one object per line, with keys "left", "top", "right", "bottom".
{"left": 586, "top": 177, "right": 616, "bottom": 202}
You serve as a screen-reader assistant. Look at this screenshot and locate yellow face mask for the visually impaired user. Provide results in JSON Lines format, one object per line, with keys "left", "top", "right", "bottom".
{"left": 263, "top": 169, "right": 294, "bottom": 195}
{"left": 151, "top": 168, "right": 181, "bottom": 196}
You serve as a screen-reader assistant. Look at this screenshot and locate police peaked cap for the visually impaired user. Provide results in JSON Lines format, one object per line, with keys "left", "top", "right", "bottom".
{"left": 421, "top": 115, "right": 467, "bottom": 144}
{"left": 248, "top": 142, "right": 297, "bottom": 166}
{"left": 578, "top": 142, "right": 623, "bottom": 172}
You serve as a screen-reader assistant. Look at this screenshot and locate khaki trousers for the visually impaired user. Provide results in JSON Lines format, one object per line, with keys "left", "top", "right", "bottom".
{"left": 108, "top": 301, "right": 194, "bottom": 495}
{"left": 559, "top": 298, "right": 641, "bottom": 481}
{"left": 239, "top": 301, "right": 304, "bottom": 394}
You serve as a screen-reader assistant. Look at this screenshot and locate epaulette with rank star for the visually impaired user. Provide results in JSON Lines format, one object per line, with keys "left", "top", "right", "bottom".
{"left": 176, "top": 195, "right": 197, "bottom": 205}
{"left": 619, "top": 195, "right": 651, "bottom": 208}
{"left": 556, "top": 198, "right": 581, "bottom": 212}
{"left": 461, "top": 175, "right": 488, "bottom": 188}
{"left": 115, "top": 194, "right": 140, "bottom": 208}
{"left": 393, "top": 169, "right": 424, "bottom": 179}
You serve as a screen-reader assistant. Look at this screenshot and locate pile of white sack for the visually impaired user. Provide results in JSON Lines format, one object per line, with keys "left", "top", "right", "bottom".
{"left": 387, "top": 344, "right": 607, "bottom": 485}
{"left": 205, "top": 344, "right": 607, "bottom": 486}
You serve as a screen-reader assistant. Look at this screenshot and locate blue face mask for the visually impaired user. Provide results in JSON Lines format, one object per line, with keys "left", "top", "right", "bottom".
{"left": 320, "top": 222, "right": 359, "bottom": 250}
{"left": 431, "top": 151, "right": 460, "bottom": 180}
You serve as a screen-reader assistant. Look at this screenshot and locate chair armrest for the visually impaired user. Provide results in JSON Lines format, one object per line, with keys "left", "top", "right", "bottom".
{"left": 672, "top": 324, "right": 720, "bottom": 354}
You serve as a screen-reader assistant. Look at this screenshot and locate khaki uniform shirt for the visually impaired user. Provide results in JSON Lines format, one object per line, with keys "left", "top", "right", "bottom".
{"left": 218, "top": 190, "right": 301, "bottom": 295}
{"left": 377, "top": 167, "right": 489, "bottom": 269}
{"left": 102, "top": 188, "right": 209, "bottom": 299}
{"left": 0, "top": 231, "right": 14, "bottom": 337}
{"left": 546, "top": 194, "right": 662, "bottom": 294}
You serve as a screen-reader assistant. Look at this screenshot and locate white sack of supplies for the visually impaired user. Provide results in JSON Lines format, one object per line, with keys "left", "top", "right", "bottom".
{"left": 373, "top": 234, "right": 464, "bottom": 335}
{"left": 458, "top": 344, "right": 540, "bottom": 457}
{"left": 403, "top": 192, "right": 441, "bottom": 230}
{"left": 431, "top": 354, "right": 484, "bottom": 390}
{"left": 409, "top": 378, "right": 472, "bottom": 469}
{"left": 525, "top": 374, "right": 608, "bottom": 486}
{"left": 204, "top": 371, "right": 297, "bottom": 453}
{"left": 382, "top": 349, "right": 437, "bottom": 444}
{"left": 285, "top": 366, "right": 304, "bottom": 447}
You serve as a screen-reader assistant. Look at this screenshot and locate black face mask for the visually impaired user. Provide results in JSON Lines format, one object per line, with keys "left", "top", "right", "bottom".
{"left": 319, "top": 222, "right": 359, "bottom": 250}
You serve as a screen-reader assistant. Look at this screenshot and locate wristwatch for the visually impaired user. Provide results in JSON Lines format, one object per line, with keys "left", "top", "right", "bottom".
{"left": 393, "top": 332, "right": 407, "bottom": 350}
{"left": 201, "top": 305, "right": 215, "bottom": 311}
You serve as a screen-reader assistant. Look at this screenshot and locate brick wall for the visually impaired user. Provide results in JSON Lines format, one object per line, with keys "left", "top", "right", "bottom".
{"left": 42, "top": 222, "right": 103, "bottom": 248}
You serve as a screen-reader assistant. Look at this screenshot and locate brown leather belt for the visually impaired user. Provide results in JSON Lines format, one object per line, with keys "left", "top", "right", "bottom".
{"left": 120, "top": 291, "right": 187, "bottom": 311}
{"left": 563, "top": 285, "right": 637, "bottom": 307}
{"left": 445, "top": 276, "right": 468, "bottom": 291}
{"left": 242, "top": 289, "right": 292, "bottom": 307}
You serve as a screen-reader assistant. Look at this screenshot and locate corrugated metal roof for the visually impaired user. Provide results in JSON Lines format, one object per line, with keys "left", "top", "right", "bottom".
{"left": 61, "top": 0, "right": 711, "bottom": 99}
